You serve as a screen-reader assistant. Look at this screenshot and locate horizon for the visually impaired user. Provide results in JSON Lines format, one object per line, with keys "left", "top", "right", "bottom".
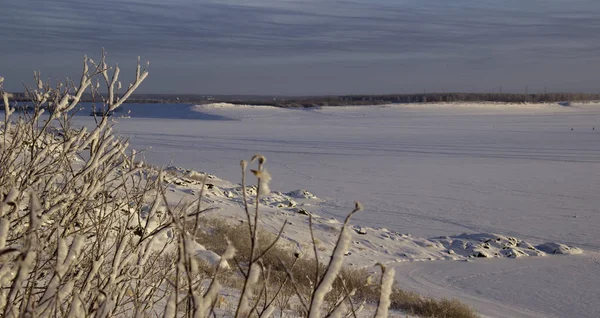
{"left": 6, "top": 91, "right": 600, "bottom": 99}
{"left": 2, "top": 0, "right": 600, "bottom": 95}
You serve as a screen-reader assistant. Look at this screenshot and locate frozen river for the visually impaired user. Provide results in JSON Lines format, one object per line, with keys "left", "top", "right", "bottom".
{"left": 76, "top": 102, "right": 600, "bottom": 317}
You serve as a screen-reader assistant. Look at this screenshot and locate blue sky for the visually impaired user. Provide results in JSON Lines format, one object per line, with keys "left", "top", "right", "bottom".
{"left": 2, "top": 0, "right": 600, "bottom": 95}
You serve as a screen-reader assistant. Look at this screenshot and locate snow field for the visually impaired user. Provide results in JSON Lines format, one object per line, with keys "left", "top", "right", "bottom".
{"left": 83, "top": 101, "right": 600, "bottom": 317}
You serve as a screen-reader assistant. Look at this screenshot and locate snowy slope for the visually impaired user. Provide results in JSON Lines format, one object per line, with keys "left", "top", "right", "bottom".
{"left": 71, "top": 102, "right": 600, "bottom": 317}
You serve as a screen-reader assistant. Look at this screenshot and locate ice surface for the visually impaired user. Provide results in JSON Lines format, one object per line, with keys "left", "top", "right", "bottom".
{"left": 67, "top": 102, "right": 600, "bottom": 317}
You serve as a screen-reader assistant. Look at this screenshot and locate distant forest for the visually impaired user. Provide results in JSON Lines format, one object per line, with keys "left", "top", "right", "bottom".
{"left": 7, "top": 92, "right": 600, "bottom": 107}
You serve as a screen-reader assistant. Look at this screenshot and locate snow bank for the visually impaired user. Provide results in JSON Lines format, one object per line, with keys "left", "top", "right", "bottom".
{"left": 537, "top": 242, "right": 583, "bottom": 255}
{"left": 192, "top": 103, "right": 275, "bottom": 110}
{"left": 160, "top": 166, "right": 584, "bottom": 267}
{"left": 430, "top": 233, "right": 582, "bottom": 258}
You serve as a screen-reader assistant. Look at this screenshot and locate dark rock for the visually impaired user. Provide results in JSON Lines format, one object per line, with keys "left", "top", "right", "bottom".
{"left": 355, "top": 227, "right": 367, "bottom": 235}
{"left": 296, "top": 208, "right": 310, "bottom": 216}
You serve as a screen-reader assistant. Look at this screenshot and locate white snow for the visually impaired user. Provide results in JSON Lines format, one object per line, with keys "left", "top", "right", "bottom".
{"left": 193, "top": 103, "right": 273, "bottom": 109}
{"left": 71, "top": 101, "right": 600, "bottom": 317}
{"left": 187, "top": 240, "right": 230, "bottom": 270}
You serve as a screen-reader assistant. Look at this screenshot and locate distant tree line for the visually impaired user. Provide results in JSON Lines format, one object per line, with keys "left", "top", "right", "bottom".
{"left": 7, "top": 92, "right": 600, "bottom": 107}
{"left": 222, "top": 93, "right": 600, "bottom": 108}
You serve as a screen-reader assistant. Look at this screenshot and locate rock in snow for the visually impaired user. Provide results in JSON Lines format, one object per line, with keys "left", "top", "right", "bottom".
{"left": 285, "top": 189, "right": 318, "bottom": 199}
{"left": 355, "top": 227, "right": 368, "bottom": 235}
{"left": 537, "top": 242, "right": 583, "bottom": 255}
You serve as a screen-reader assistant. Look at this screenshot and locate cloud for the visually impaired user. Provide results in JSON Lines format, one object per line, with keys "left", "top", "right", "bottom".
{"left": 2, "top": 0, "right": 600, "bottom": 94}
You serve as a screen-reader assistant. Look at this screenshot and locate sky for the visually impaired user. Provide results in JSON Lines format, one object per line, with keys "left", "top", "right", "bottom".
{"left": 1, "top": 0, "right": 600, "bottom": 95}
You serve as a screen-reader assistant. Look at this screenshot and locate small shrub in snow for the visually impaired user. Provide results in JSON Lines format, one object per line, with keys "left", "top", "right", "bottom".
{"left": 389, "top": 289, "right": 478, "bottom": 318}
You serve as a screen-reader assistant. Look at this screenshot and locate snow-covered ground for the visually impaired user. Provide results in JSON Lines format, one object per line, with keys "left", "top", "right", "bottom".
{"left": 73, "top": 102, "right": 600, "bottom": 317}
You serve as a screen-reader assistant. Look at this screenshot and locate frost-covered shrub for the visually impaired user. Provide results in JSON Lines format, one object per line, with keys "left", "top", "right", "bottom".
{"left": 0, "top": 52, "right": 195, "bottom": 317}
{"left": 0, "top": 53, "right": 421, "bottom": 318}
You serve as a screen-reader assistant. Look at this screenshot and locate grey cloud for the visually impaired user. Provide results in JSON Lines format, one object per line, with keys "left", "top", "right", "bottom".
{"left": 1, "top": 0, "right": 600, "bottom": 94}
